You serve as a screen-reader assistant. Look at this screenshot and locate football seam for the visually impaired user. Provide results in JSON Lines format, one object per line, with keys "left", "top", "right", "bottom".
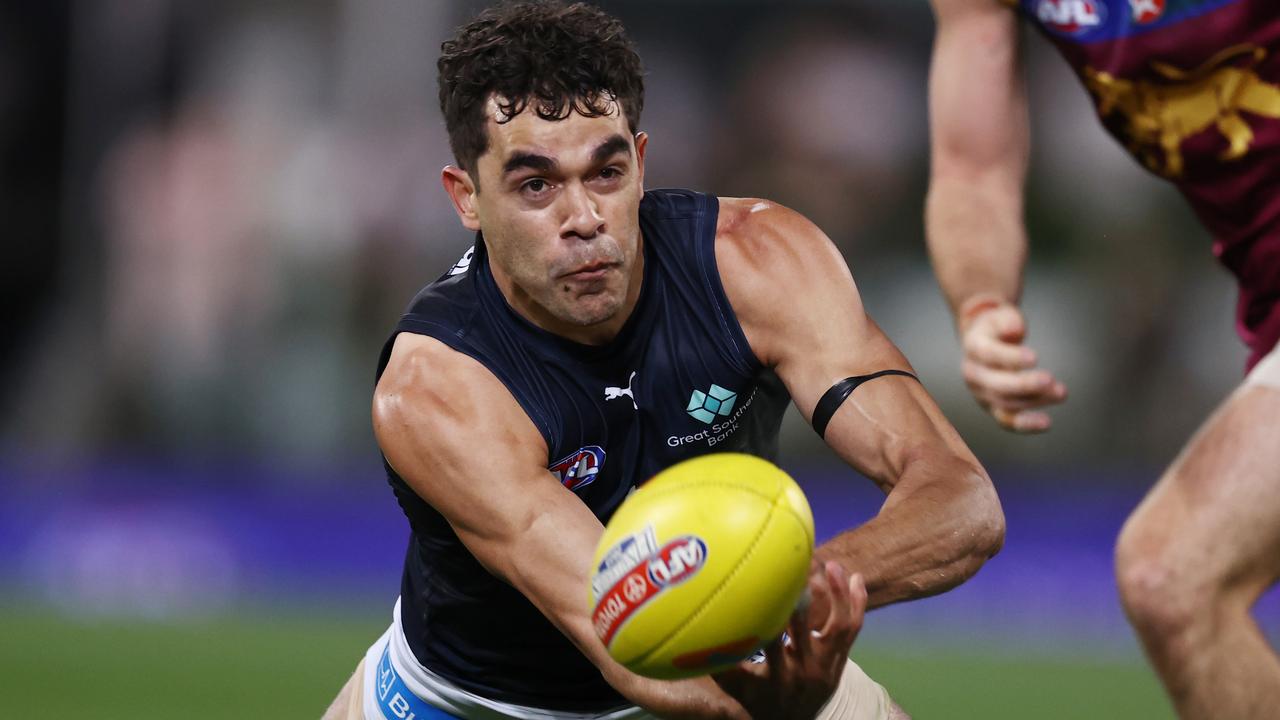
{"left": 628, "top": 478, "right": 813, "bottom": 547}
{"left": 774, "top": 501, "right": 815, "bottom": 547}
{"left": 621, "top": 479, "right": 782, "bottom": 507}
{"left": 632, "top": 491, "right": 784, "bottom": 670}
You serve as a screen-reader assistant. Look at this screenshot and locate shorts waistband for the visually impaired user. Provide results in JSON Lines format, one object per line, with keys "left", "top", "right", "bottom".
{"left": 375, "top": 643, "right": 460, "bottom": 720}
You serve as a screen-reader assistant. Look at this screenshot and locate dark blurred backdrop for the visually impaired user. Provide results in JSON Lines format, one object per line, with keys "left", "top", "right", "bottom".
{"left": 0, "top": 2, "right": 1263, "bottom": 717}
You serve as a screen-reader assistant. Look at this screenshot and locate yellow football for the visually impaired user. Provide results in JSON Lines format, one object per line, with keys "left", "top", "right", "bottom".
{"left": 588, "top": 452, "right": 814, "bottom": 679}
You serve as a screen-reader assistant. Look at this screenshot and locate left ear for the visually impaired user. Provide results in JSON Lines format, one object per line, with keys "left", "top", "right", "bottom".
{"left": 634, "top": 132, "right": 648, "bottom": 190}
{"left": 441, "top": 165, "right": 481, "bottom": 232}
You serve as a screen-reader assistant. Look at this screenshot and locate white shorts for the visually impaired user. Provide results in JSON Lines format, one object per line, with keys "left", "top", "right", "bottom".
{"left": 359, "top": 599, "right": 649, "bottom": 720}
{"left": 360, "top": 599, "right": 893, "bottom": 720}
{"left": 1246, "top": 343, "right": 1280, "bottom": 390}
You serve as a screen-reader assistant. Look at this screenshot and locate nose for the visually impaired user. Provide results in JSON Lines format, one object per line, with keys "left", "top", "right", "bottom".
{"left": 559, "top": 182, "right": 605, "bottom": 240}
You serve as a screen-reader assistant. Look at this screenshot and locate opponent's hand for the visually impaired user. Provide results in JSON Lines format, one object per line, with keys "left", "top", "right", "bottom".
{"left": 712, "top": 561, "right": 867, "bottom": 719}
{"left": 957, "top": 296, "right": 1066, "bottom": 433}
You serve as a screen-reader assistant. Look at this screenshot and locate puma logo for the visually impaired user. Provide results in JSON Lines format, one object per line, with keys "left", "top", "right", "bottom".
{"left": 604, "top": 371, "right": 638, "bottom": 410}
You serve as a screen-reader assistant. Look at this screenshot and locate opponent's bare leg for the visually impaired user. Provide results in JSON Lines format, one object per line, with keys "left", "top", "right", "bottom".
{"left": 1115, "top": 376, "right": 1280, "bottom": 719}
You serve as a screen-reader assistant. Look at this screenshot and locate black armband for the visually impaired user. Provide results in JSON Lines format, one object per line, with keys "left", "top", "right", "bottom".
{"left": 811, "top": 370, "right": 919, "bottom": 439}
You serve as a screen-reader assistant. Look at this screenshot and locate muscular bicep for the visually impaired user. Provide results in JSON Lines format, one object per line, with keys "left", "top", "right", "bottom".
{"left": 929, "top": 0, "right": 1027, "bottom": 185}
{"left": 718, "top": 202, "right": 979, "bottom": 490}
{"left": 373, "top": 334, "right": 750, "bottom": 714}
{"left": 374, "top": 334, "right": 604, "bottom": 636}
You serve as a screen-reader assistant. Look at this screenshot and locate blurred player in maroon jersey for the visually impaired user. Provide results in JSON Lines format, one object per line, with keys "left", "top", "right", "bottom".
{"left": 926, "top": 0, "right": 1280, "bottom": 717}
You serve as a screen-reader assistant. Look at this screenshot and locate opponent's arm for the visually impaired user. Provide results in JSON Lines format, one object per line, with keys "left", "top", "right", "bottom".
{"left": 377, "top": 333, "right": 796, "bottom": 720}
{"left": 718, "top": 199, "right": 1005, "bottom": 608}
{"left": 926, "top": 0, "right": 1065, "bottom": 431}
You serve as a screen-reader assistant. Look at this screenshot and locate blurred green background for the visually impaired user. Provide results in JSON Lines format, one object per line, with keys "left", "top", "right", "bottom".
{"left": 0, "top": 601, "right": 1172, "bottom": 719}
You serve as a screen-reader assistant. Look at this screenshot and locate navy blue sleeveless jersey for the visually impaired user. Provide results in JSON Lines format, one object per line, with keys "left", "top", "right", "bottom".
{"left": 375, "top": 189, "right": 791, "bottom": 712}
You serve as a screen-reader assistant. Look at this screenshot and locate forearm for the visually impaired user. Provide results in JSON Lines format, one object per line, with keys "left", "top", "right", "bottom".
{"left": 604, "top": 669, "right": 747, "bottom": 720}
{"left": 925, "top": 175, "right": 1028, "bottom": 324}
{"left": 508, "top": 558, "right": 749, "bottom": 718}
{"left": 814, "top": 458, "right": 1004, "bottom": 608}
{"left": 543, "top": 604, "right": 748, "bottom": 719}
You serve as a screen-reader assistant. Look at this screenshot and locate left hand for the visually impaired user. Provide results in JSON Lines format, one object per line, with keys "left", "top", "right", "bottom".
{"left": 712, "top": 561, "right": 867, "bottom": 719}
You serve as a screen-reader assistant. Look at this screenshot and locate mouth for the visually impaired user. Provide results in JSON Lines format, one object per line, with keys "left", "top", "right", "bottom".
{"left": 561, "top": 261, "right": 619, "bottom": 282}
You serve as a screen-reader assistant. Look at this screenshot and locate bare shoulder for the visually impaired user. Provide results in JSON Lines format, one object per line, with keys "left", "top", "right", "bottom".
{"left": 714, "top": 197, "right": 864, "bottom": 367}
{"left": 374, "top": 333, "right": 472, "bottom": 437}
{"left": 714, "top": 197, "right": 849, "bottom": 283}
{"left": 374, "top": 333, "right": 546, "bottom": 479}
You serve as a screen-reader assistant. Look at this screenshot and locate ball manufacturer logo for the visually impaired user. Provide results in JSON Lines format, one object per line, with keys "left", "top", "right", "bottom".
{"left": 549, "top": 445, "right": 605, "bottom": 492}
{"left": 592, "top": 534, "right": 709, "bottom": 647}
{"left": 1036, "top": 0, "right": 1105, "bottom": 34}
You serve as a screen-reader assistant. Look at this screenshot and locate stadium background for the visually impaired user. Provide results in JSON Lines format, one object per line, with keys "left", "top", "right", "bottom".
{"left": 1, "top": 0, "right": 1273, "bottom": 717}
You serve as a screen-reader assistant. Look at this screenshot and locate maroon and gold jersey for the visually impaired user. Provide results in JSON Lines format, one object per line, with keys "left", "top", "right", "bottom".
{"left": 1011, "top": 0, "right": 1280, "bottom": 367}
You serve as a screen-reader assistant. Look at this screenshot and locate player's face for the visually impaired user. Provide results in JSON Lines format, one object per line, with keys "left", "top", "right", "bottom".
{"left": 445, "top": 98, "right": 647, "bottom": 341}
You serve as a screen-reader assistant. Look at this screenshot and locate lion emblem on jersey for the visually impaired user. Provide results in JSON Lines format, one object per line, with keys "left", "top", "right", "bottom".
{"left": 1084, "top": 44, "right": 1280, "bottom": 178}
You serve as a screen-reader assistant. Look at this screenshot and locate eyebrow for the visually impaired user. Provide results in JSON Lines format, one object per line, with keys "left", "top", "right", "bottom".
{"left": 502, "top": 152, "right": 556, "bottom": 176}
{"left": 500, "top": 135, "right": 632, "bottom": 177}
{"left": 591, "top": 135, "right": 632, "bottom": 165}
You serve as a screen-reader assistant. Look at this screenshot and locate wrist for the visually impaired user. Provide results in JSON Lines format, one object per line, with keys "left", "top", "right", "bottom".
{"left": 956, "top": 293, "right": 1011, "bottom": 333}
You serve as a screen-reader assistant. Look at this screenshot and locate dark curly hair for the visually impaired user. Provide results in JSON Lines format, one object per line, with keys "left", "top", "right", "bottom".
{"left": 437, "top": 1, "right": 645, "bottom": 177}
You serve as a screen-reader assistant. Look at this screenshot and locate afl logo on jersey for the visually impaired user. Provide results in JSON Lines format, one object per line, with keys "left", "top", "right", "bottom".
{"left": 1036, "top": 0, "right": 1105, "bottom": 35}
{"left": 1129, "top": 0, "right": 1163, "bottom": 24}
{"left": 549, "top": 445, "right": 605, "bottom": 492}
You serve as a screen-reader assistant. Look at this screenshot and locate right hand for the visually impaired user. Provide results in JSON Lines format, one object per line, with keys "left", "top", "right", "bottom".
{"left": 712, "top": 561, "right": 867, "bottom": 719}
{"left": 958, "top": 297, "right": 1067, "bottom": 433}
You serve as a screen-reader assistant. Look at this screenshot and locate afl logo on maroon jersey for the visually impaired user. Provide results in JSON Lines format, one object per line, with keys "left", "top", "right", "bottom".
{"left": 1129, "top": 0, "right": 1164, "bottom": 24}
{"left": 549, "top": 445, "right": 605, "bottom": 491}
{"left": 1036, "top": 0, "right": 1105, "bottom": 35}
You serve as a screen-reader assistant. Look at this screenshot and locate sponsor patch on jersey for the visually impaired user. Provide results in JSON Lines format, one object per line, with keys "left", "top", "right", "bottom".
{"left": 592, "top": 534, "right": 708, "bottom": 646}
{"left": 686, "top": 384, "right": 737, "bottom": 425}
{"left": 549, "top": 445, "right": 605, "bottom": 492}
{"left": 1036, "top": 0, "right": 1105, "bottom": 35}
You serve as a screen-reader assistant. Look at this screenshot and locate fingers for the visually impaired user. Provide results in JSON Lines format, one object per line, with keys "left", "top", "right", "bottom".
{"left": 962, "top": 303, "right": 1025, "bottom": 344}
{"left": 790, "top": 564, "right": 827, "bottom": 658}
{"left": 816, "top": 562, "right": 852, "bottom": 643}
{"left": 793, "top": 562, "right": 861, "bottom": 656}
{"left": 992, "top": 407, "right": 1054, "bottom": 433}
{"left": 961, "top": 361, "right": 1067, "bottom": 404}
{"left": 961, "top": 360, "right": 1066, "bottom": 432}
{"left": 963, "top": 310, "right": 1035, "bottom": 371}
{"left": 847, "top": 572, "right": 867, "bottom": 639}
{"left": 817, "top": 563, "right": 860, "bottom": 657}
{"left": 960, "top": 304, "right": 1067, "bottom": 433}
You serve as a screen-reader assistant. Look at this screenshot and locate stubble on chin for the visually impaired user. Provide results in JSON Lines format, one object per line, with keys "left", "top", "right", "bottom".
{"left": 554, "top": 285, "right": 624, "bottom": 327}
